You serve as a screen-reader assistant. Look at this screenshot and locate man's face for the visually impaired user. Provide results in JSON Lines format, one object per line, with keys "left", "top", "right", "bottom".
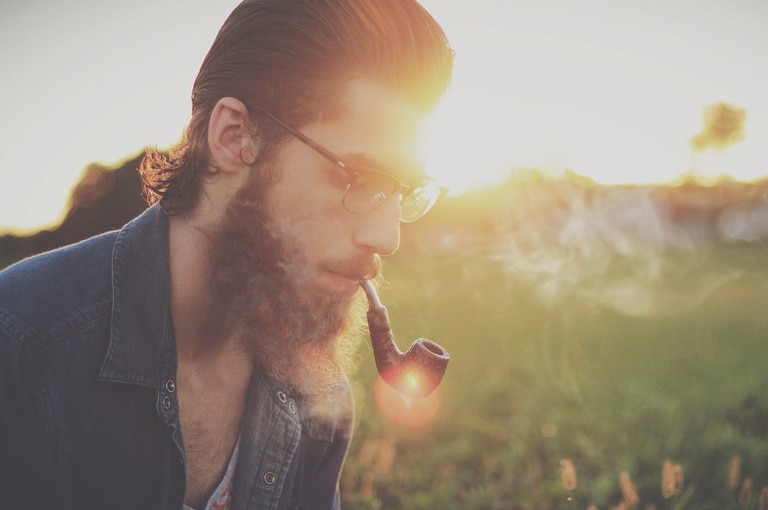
{"left": 211, "top": 79, "right": 426, "bottom": 397}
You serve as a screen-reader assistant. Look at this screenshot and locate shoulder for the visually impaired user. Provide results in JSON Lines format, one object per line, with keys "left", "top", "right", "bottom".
{"left": 0, "top": 230, "right": 118, "bottom": 292}
{"left": 0, "top": 205, "right": 167, "bottom": 358}
{"left": 0, "top": 231, "right": 118, "bottom": 358}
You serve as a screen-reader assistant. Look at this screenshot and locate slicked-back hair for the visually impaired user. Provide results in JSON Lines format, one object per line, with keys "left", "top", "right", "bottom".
{"left": 139, "top": 0, "right": 454, "bottom": 215}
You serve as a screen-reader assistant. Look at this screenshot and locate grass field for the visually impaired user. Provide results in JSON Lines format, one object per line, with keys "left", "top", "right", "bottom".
{"left": 342, "top": 234, "right": 768, "bottom": 509}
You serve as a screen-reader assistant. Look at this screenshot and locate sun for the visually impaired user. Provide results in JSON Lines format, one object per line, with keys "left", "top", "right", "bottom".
{"left": 419, "top": 51, "right": 700, "bottom": 194}
{"left": 416, "top": 2, "right": 768, "bottom": 193}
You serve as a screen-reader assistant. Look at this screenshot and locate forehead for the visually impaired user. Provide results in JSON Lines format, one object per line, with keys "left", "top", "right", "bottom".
{"left": 299, "top": 79, "right": 428, "bottom": 182}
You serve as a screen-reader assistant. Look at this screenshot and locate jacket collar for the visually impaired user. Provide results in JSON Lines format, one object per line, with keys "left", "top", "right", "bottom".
{"left": 99, "top": 204, "right": 176, "bottom": 389}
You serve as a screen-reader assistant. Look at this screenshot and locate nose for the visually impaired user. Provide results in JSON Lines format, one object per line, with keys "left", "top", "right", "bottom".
{"left": 353, "top": 196, "right": 401, "bottom": 256}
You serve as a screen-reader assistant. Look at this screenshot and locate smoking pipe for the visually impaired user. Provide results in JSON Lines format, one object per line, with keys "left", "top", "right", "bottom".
{"left": 360, "top": 279, "right": 449, "bottom": 398}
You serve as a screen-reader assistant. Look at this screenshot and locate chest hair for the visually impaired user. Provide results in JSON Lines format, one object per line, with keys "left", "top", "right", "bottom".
{"left": 178, "top": 368, "right": 250, "bottom": 508}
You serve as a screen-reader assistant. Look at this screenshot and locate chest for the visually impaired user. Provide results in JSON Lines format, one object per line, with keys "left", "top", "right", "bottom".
{"left": 181, "top": 388, "right": 243, "bottom": 461}
{"left": 177, "top": 368, "right": 250, "bottom": 507}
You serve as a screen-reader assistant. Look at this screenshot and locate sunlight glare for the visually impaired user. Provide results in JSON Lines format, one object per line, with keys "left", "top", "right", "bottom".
{"left": 418, "top": 1, "right": 768, "bottom": 194}
{"left": 405, "top": 370, "right": 421, "bottom": 393}
{"left": 373, "top": 375, "right": 441, "bottom": 429}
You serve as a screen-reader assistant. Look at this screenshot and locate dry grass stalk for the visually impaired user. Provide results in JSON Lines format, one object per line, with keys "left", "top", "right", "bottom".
{"left": 740, "top": 478, "right": 754, "bottom": 507}
{"left": 661, "top": 459, "right": 684, "bottom": 498}
{"left": 559, "top": 458, "right": 577, "bottom": 491}
{"left": 619, "top": 471, "right": 639, "bottom": 506}
{"left": 758, "top": 486, "right": 768, "bottom": 510}
{"left": 728, "top": 455, "right": 742, "bottom": 491}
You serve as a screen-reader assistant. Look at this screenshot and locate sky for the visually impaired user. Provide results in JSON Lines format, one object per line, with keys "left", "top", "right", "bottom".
{"left": 1, "top": 0, "right": 767, "bottom": 234}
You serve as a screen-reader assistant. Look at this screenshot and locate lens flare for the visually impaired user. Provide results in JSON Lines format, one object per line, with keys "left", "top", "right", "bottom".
{"left": 372, "top": 373, "right": 441, "bottom": 429}
{"left": 405, "top": 370, "right": 421, "bottom": 392}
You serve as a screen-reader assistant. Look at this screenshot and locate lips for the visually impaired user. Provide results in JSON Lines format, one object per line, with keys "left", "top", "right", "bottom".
{"left": 323, "top": 258, "right": 380, "bottom": 282}
{"left": 321, "top": 270, "right": 363, "bottom": 296}
{"left": 322, "top": 264, "right": 378, "bottom": 295}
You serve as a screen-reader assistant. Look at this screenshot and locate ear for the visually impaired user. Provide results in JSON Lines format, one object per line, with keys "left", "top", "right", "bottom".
{"left": 207, "top": 97, "right": 261, "bottom": 174}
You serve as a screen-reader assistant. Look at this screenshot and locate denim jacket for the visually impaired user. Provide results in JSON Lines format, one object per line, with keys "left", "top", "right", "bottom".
{"left": 0, "top": 204, "right": 353, "bottom": 510}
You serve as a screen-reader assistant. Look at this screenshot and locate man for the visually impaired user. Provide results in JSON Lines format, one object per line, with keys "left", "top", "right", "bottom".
{"left": 0, "top": 0, "right": 453, "bottom": 509}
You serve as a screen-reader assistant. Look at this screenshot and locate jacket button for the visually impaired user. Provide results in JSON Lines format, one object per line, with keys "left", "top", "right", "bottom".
{"left": 288, "top": 401, "right": 297, "bottom": 414}
{"left": 277, "top": 391, "right": 287, "bottom": 403}
{"left": 165, "top": 379, "right": 176, "bottom": 393}
{"left": 162, "top": 396, "right": 172, "bottom": 409}
{"left": 263, "top": 471, "right": 277, "bottom": 485}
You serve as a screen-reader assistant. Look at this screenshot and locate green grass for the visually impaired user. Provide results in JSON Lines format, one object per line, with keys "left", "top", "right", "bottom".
{"left": 342, "top": 240, "right": 768, "bottom": 509}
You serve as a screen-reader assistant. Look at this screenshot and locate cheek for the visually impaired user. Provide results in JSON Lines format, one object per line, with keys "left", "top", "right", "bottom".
{"left": 269, "top": 162, "right": 338, "bottom": 218}
{"left": 265, "top": 156, "right": 353, "bottom": 255}
{"left": 269, "top": 183, "right": 349, "bottom": 256}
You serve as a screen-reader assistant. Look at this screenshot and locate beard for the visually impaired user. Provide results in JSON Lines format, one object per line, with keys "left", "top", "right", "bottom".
{"left": 207, "top": 166, "right": 380, "bottom": 400}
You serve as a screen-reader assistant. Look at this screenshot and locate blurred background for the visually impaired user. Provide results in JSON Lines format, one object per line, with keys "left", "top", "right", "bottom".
{"left": 2, "top": 1, "right": 768, "bottom": 508}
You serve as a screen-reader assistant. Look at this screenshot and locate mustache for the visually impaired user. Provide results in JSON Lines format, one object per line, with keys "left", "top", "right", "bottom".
{"left": 322, "top": 254, "right": 382, "bottom": 281}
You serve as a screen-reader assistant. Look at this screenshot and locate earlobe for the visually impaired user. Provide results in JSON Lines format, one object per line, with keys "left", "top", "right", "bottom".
{"left": 207, "top": 97, "right": 261, "bottom": 173}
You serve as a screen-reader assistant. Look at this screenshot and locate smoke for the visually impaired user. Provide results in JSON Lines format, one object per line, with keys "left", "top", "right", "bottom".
{"left": 689, "top": 102, "right": 746, "bottom": 151}
{"left": 493, "top": 175, "right": 740, "bottom": 317}
{"left": 718, "top": 202, "right": 768, "bottom": 242}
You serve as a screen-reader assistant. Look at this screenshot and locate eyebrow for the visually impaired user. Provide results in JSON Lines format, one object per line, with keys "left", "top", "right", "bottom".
{"left": 340, "top": 151, "right": 427, "bottom": 186}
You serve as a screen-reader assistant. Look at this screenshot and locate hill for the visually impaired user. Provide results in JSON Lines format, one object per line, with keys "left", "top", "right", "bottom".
{"left": 0, "top": 153, "right": 146, "bottom": 267}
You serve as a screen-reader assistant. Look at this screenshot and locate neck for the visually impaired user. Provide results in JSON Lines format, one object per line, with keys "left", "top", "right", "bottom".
{"left": 169, "top": 212, "right": 238, "bottom": 362}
